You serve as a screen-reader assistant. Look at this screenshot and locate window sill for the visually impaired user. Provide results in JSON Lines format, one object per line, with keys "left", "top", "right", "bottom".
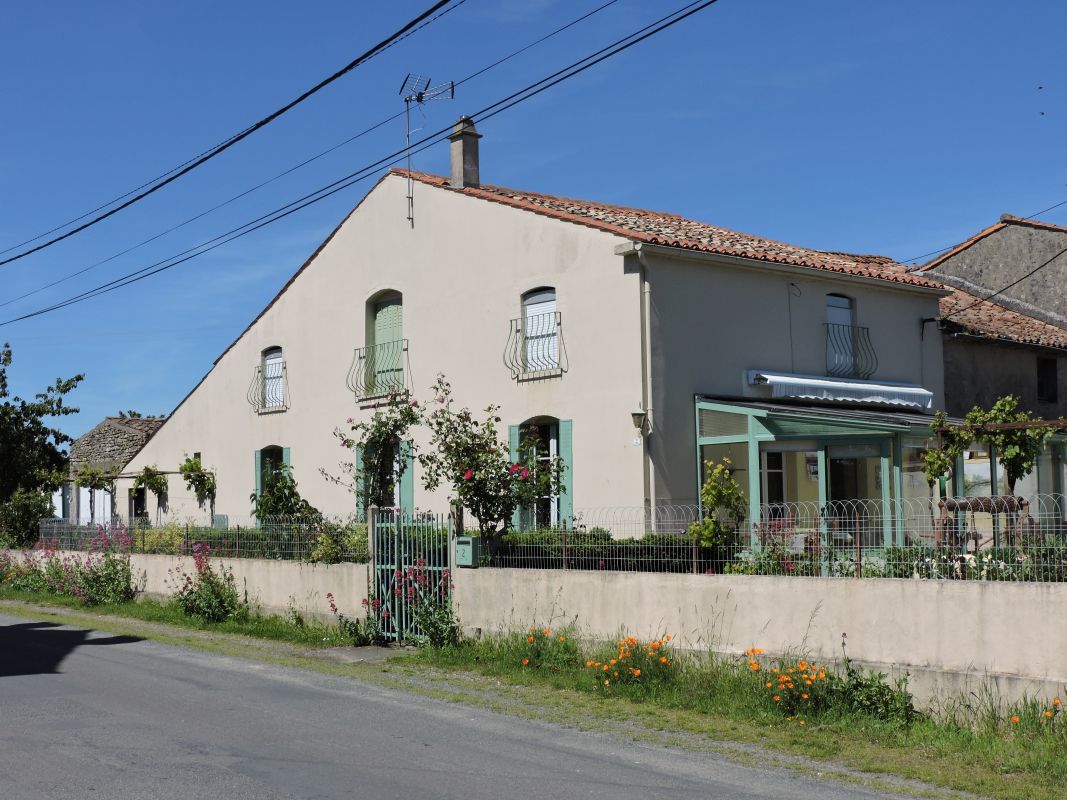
{"left": 515, "top": 367, "right": 565, "bottom": 383}
{"left": 255, "top": 407, "right": 288, "bottom": 415}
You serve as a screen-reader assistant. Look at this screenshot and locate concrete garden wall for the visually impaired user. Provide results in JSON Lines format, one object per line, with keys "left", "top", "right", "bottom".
{"left": 453, "top": 568, "right": 1067, "bottom": 706}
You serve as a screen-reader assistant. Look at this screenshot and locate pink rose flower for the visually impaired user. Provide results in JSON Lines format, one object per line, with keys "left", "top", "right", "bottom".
{"left": 463, "top": 469, "right": 473, "bottom": 481}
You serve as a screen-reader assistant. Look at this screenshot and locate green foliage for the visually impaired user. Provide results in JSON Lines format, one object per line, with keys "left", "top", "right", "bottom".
{"left": 171, "top": 545, "right": 247, "bottom": 623}
{"left": 0, "top": 488, "right": 53, "bottom": 547}
{"left": 420, "top": 375, "right": 563, "bottom": 543}
{"left": 139, "top": 522, "right": 186, "bottom": 555}
{"left": 133, "top": 465, "right": 169, "bottom": 522}
{"left": 250, "top": 464, "right": 320, "bottom": 519}
{"left": 0, "top": 343, "right": 83, "bottom": 503}
{"left": 179, "top": 456, "right": 216, "bottom": 514}
{"left": 518, "top": 625, "right": 582, "bottom": 672}
{"left": 74, "top": 465, "right": 110, "bottom": 492}
{"left": 1, "top": 545, "right": 135, "bottom": 606}
{"left": 689, "top": 458, "right": 748, "bottom": 548}
{"left": 966, "top": 395, "right": 1056, "bottom": 494}
{"left": 330, "top": 391, "right": 421, "bottom": 511}
{"left": 306, "top": 520, "right": 368, "bottom": 564}
{"left": 834, "top": 636, "right": 919, "bottom": 725}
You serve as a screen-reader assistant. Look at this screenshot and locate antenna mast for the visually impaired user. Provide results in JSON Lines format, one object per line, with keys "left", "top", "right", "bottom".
{"left": 399, "top": 74, "right": 454, "bottom": 227}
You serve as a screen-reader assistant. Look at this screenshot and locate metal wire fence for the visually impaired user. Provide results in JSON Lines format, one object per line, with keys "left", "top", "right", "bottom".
{"left": 486, "top": 495, "right": 1067, "bottom": 581}
{"left": 35, "top": 516, "right": 369, "bottom": 563}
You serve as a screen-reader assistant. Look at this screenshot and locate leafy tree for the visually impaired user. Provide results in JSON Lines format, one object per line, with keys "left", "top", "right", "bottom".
{"left": 0, "top": 343, "right": 82, "bottom": 544}
{"left": 0, "top": 342, "right": 83, "bottom": 500}
{"left": 921, "top": 411, "right": 970, "bottom": 489}
{"left": 419, "top": 375, "right": 562, "bottom": 545}
{"left": 967, "top": 395, "right": 1056, "bottom": 494}
{"left": 179, "top": 455, "right": 217, "bottom": 520}
{"left": 250, "top": 464, "right": 319, "bottom": 519}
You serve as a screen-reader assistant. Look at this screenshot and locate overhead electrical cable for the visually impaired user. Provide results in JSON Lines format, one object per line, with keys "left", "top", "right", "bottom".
{"left": 0, "top": 0, "right": 464, "bottom": 268}
{"left": 0, "top": 0, "right": 622, "bottom": 310}
{"left": 0, "top": 0, "right": 721, "bottom": 326}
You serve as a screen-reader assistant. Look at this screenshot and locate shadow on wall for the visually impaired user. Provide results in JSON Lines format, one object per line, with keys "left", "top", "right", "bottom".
{"left": 0, "top": 621, "right": 143, "bottom": 677}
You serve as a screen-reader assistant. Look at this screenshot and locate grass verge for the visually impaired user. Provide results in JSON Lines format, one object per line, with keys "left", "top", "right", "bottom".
{"left": 1, "top": 593, "right": 1062, "bottom": 800}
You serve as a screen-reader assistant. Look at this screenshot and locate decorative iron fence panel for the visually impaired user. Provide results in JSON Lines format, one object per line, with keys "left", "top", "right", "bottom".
{"left": 371, "top": 509, "right": 451, "bottom": 642}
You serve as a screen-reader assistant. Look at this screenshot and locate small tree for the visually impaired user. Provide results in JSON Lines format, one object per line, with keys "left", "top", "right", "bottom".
{"left": 74, "top": 464, "right": 112, "bottom": 524}
{"left": 179, "top": 455, "right": 217, "bottom": 521}
{"left": 921, "top": 410, "right": 970, "bottom": 490}
{"left": 419, "top": 375, "right": 562, "bottom": 546}
{"left": 250, "top": 464, "right": 319, "bottom": 519}
{"left": 968, "top": 395, "right": 1055, "bottom": 495}
{"left": 689, "top": 457, "right": 748, "bottom": 549}
{"left": 133, "top": 466, "right": 169, "bottom": 524}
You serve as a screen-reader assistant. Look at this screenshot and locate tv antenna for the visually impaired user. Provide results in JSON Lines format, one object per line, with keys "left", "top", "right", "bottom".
{"left": 399, "top": 74, "right": 454, "bottom": 227}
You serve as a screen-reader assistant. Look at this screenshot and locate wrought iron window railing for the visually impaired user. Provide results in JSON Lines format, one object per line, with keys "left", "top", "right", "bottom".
{"left": 825, "top": 323, "right": 877, "bottom": 380}
{"left": 347, "top": 339, "right": 410, "bottom": 400}
{"left": 247, "top": 361, "right": 289, "bottom": 413}
{"left": 503, "top": 311, "right": 568, "bottom": 380}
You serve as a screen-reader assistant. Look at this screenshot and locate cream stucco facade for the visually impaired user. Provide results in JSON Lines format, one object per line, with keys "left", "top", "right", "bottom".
{"left": 116, "top": 169, "right": 946, "bottom": 525}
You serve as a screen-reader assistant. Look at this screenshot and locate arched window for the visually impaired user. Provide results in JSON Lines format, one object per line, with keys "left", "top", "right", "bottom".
{"left": 369, "top": 291, "right": 404, "bottom": 393}
{"left": 825, "top": 294, "right": 855, "bottom": 377}
{"left": 261, "top": 347, "right": 285, "bottom": 410}
{"left": 521, "top": 287, "right": 558, "bottom": 371}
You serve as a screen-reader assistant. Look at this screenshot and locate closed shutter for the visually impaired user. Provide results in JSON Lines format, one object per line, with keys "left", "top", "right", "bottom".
{"left": 558, "top": 419, "right": 573, "bottom": 526}
{"left": 254, "top": 450, "right": 263, "bottom": 496}
{"left": 373, "top": 298, "right": 404, "bottom": 392}
{"left": 399, "top": 440, "right": 415, "bottom": 516}
{"left": 263, "top": 349, "right": 285, "bottom": 409}
{"left": 282, "top": 447, "right": 291, "bottom": 471}
{"left": 354, "top": 446, "right": 365, "bottom": 518}
{"left": 509, "top": 424, "right": 521, "bottom": 530}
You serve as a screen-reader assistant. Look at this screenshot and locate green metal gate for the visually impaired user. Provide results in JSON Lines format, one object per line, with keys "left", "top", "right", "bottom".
{"left": 371, "top": 508, "right": 452, "bottom": 643}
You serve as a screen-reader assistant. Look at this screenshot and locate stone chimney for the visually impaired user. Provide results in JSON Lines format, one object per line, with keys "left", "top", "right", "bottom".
{"left": 449, "top": 116, "right": 481, "bottom": 189}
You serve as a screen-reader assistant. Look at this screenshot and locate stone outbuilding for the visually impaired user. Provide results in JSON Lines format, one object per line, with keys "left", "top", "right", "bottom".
{"left": 58, "top": 416, "right": 165, "bottom": 524}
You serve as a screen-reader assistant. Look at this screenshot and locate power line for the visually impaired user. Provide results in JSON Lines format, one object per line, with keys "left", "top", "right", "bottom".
{"left": 940, "top": 242, "right": 1067, "bottom": 322}
{"left": 902, "top": 195, "right": 1067, "bottom": 265}
{"left": 0, "top": 0, "right": 464, "bottom": 269}
{"left": 1, "top": 0, "right": 721, "bottom": 326}
{"left": 0, "top": 0, "right": 622, "bottom": 311}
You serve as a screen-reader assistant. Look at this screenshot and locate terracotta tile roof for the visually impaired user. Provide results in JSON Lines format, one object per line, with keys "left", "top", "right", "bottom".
{"left": 939, "top": 287, "right": 1067, "bottom": 349}
{"left": 920, "top": 215, "right": 1067, "bottom": 271}
{"left": 398, "top": 169, "right": 945, "bottom": 290}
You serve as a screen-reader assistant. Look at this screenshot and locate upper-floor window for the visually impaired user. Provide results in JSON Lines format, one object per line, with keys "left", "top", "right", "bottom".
{"left": 504, "top": 288, "right": 568, "bottom": 379}
{"left": 1037, "top": 357, "right": 1058, "bottom": 404}
{"left": 348, "top": 292, "right": 408, "bottom": 400}
{"left": 824, "top": 294, "right": 877, "bottom": 379}
{"left": 262, "top": 347, "right": 286, "bottom": 410}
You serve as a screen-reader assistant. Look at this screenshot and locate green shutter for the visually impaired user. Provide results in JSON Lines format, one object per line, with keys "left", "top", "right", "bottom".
{"left": 354, "top": 445, "right": 365, "bottom": 518}
{"left": 254, "top": 450, "right": 263, "bottom": 496}
{"left": 558, "top": 419, "right": 574, "bottom": 527}
{"left": 399, "top": 440, "right": 415, "bottom": 515}
{"left": 509, "top": 424, "right": 521, "bottom": 531}
{"left": 282, "top": 447, "right": 291, "bottom": 471}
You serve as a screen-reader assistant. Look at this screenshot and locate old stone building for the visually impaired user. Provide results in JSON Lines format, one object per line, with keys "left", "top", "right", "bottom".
{"left": 59, "top": 416, "right": 165, "bottom": 524}
{"left": 921, "top": 215, "right": 1067, "bottom": 328}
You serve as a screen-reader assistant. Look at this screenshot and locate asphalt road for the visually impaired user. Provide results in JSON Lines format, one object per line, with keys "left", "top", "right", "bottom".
{"left": 0, "top": 613, "right": 914, "bottom": 799}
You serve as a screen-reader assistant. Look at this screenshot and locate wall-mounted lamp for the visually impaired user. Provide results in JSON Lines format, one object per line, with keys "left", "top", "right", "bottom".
{"left": 631, "top": 404, "right": 652, "bottom": 435}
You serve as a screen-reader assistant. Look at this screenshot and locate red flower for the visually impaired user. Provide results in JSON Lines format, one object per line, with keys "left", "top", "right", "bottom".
{"left": 509, "top": 463, "right": 521, "bottom": 474}
{"left": 520, "top": 467, "right": 529, "bottom": 480}
{"left": 463, "top": 469, "right": 474, "bottom": 481}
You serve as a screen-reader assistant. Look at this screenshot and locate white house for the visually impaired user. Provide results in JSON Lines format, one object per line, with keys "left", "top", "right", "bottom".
{"left": 116, "top": 118, "right": 949, "bottom": 536}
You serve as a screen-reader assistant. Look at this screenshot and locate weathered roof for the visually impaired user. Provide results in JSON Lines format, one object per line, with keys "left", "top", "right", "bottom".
{"left": 106, "top": 416, "right": 167, "bottom": 436}
{"left": 920, "top": 215, "right": 1067, "bottom": 272}
{"left": 939, "top": 287, "right": 1067, "bottom": 350}
{"left": 399, "top": 169, "right": 944, "bottom": 290}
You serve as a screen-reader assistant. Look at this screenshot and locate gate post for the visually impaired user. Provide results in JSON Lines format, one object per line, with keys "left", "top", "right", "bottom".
{"left": 367, "top": 505, "right": 378, "bottom": 602}
{"left": 448, "top": 500, "right": 463, "bottom": 575}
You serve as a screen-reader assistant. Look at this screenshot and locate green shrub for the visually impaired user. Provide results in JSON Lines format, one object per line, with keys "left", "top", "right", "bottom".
{"left": 171, "top": 544, "right": 247, "bottom": 622}
{"left": 140, "top": 522, "right": 186, "bottom": 555}
{"left": 0, "top": 489, "right": 52, "bottom": 547}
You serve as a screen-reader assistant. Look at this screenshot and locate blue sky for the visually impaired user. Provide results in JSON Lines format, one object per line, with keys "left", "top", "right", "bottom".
{"left": 1, "top": 0, "right": 1064, "bottom": 438}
